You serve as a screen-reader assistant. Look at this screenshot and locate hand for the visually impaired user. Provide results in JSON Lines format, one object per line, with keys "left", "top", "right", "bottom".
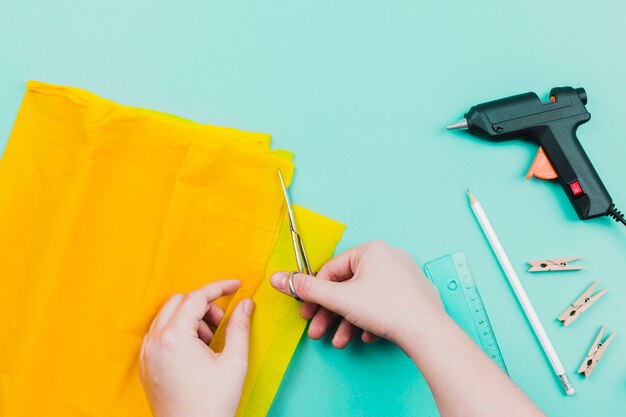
{"left": 270, "top": 240, "right": 445, "bottom": 349}
{"left": 140, "top": 280, "right": 254, "bottom": 417}
{"left": 271, "top": 242, "right": 545, "bottom": 417}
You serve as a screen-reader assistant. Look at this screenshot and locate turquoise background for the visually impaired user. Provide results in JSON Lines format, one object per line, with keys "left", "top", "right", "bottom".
{"left": 1, "top": 1, "right": 625, "bottom": 416}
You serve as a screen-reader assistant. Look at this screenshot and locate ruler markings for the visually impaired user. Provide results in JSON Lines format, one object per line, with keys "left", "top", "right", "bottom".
{"left": 424, "top": 251, "right": 508, "bottom": 375}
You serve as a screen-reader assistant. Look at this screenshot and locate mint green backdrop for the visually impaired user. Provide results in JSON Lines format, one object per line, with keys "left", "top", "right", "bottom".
{"left": 1, "top": 2, "right": 624, "bottom": 416}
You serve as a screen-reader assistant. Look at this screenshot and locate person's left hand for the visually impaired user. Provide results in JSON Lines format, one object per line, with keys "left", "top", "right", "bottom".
{"left": 140, "top": 280, "right": 254, "bottom": 417}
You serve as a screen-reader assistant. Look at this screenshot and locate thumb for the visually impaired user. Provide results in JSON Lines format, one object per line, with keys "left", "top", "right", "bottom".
{"left": 222, "top": 298, "right": 253, "bottom": 363}
{"left": 270, "top": 272, "right": 345, "bottom": 314}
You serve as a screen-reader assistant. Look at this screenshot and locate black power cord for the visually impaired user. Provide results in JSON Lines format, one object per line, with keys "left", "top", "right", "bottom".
{"left": 608, "top": 204, "right": 626, "bottom": 227}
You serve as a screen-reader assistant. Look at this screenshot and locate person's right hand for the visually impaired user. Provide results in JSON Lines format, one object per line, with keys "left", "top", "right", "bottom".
{"left": 269, "top": 241, "right": 446, "bottom": 349}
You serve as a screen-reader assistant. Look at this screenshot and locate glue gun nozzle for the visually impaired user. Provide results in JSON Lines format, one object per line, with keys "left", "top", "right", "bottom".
{"left": 446, "top": 119, "right": 469, "bottom": 130}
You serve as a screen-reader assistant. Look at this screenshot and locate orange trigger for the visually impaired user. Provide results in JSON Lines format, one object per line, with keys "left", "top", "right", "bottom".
{"left": 526, "top": 147, "right": 558, "bottom": 180}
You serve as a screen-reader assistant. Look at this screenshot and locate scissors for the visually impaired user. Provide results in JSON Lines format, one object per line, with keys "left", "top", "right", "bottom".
{"left": 278, "top": 170, "right": 312, "bottom": 276}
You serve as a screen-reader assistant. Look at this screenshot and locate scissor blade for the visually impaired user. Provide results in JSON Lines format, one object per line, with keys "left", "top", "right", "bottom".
{"left": 296, "top": 233, "right": 313, "bottom": 275}
{"left": 290, "top": 230, "right": 304, "bottom": 273}
{"left": 278, "top": 169, "right": 298, "bottom": 232}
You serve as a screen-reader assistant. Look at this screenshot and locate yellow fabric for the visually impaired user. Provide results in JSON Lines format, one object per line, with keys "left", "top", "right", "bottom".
{"left": 0, "top": 81, "right": 345, "bottom": 417}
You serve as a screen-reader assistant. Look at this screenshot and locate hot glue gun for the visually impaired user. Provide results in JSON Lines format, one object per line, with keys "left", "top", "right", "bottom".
{"left": 447, "top": 87, "right": 626, "bottom": 227}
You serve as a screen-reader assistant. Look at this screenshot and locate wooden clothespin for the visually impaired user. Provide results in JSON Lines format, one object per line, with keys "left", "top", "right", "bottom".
{"left": 557, "top": 280, "right": 606, "bottom": 326}
{"left": 578, "top": 326, "right": 615, "bottom": 378}
{"left": 528, "top": 256, "right": 584, "bottom": 272}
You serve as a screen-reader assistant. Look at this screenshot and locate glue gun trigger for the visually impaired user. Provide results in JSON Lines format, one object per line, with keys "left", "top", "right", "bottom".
{"left": 526, "top": 146, "right": 558, "bottom": 180}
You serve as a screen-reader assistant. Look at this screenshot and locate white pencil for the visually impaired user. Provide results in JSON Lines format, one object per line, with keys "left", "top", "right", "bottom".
{"left": 467, "top": 190, "right": 575, "bottom": 396}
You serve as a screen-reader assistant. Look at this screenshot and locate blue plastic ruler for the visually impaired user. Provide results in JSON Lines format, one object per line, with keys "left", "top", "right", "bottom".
{"left": 424, "top": 251, "right": 508, "bottom": 375}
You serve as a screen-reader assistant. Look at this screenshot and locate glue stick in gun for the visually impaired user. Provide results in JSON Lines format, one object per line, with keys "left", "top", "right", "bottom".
{"left": 447, "top": 87, "right": 626, "bottom": 228}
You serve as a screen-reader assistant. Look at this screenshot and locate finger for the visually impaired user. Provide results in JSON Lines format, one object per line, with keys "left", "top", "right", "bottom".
{"left": 140, "top": 333, "right": 150, "bottom": 361}
{"left": 203, "top": 303, "right": 225, "bottom": 328}
{"left": 170, "top": 280, "right": 241, "bottom": 333}
{"left": 139, "top": 335, "right": 148, "bottom": 383}
{"left": 361, "top": 331, "right": 380, "bottom": 344}
{"left": 150, "top": 293, "right": 184, "bottom": 332}
{"left": 300, "top": 264, "right": 340, "bottom": 319}
{"left": 140, "top": 335, "right": 147, "bottom": 362}
{"left": 315, "top": 243, "right": 370, "bottom": 283}
{"left": 222, "top": 298, "right": 254, "bottom": 363}
{"left": 197, "top": 320, "right": 214, "bottom": 345}
{"left": 270, "top": 272, "right": 346, "bottom": 316}
{"left": 300, "top": 301, "right": 319, "bottom": 320}
{"left": 308, "top": 307, "right": 337, "bottom": 340}
{"left": 332, "top": 319, "right": 357, "bottom": 349}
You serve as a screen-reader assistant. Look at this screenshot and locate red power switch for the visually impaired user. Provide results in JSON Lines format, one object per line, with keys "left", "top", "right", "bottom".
{"left": 569, "top": 180, "right": 584, "bottom": 196}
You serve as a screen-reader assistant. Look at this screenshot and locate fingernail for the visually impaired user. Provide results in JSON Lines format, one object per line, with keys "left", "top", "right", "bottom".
{"left": 244, "top": 298, "right": 254, "bottom": 314}
{"left": 270, "top": 272, "right": 287, "bottom": 289}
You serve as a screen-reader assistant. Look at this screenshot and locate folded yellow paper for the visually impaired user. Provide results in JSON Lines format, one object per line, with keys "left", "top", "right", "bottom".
{"left": 231, "top": 205, "right": 345, "bottom": 417}
{"left": 0, "top": 81, "right": 345, "bottom": 417}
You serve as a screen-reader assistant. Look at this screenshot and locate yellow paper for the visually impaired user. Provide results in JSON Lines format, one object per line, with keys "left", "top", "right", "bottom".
{"left": 233, "top": 205, "right": 345, "bottom": 417}
{"left": 0, "top": 81, "right": 345, "bottom": 417}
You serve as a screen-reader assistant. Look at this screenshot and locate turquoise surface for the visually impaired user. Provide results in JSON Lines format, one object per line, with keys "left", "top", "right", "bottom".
{"left": 1, "top": 2, "right": 625, "bottom": 416}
